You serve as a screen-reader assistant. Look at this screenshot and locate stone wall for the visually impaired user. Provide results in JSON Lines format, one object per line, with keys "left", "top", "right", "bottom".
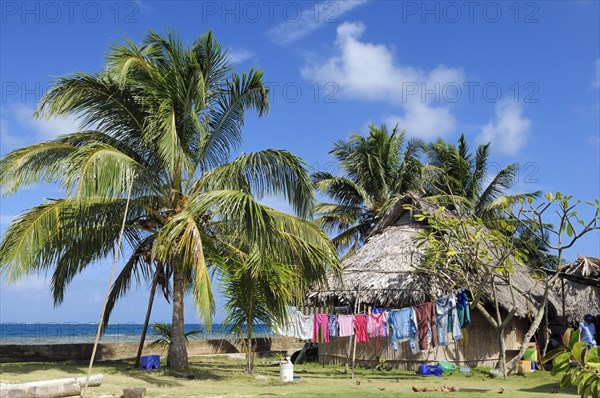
{"left": 0, "top": 337, "right": 304, "bottom": 363}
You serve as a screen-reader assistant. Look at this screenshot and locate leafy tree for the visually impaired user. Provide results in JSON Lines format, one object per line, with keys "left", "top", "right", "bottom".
{"left": 543, "top": 329, "right": 600, "bottom": 398}
{"left": 0, "top": 29, "right": 337, "bottom": 370}
{"left": 412, "top": 192, "right": 600, "bottom": 378}
{"left": 313, "top": 124, "right": 423, "bottom": 256}
{"left": 410, "top": 198, "right": 527, "bottom": 379}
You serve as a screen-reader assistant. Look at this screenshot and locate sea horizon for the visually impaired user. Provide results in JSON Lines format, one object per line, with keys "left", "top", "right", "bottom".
{"left": 0, "top": 322, "right": 275, "bottom": 345}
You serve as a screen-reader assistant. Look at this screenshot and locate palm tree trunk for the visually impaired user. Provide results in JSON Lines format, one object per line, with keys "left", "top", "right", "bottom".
{"left": 135, "top": 269, "right": 160, "bottom": 368}
{"left": 246, "top": 284, "right": 254, "bottom": 374}
{"left": 167, "top": 266, "right": 188, "bottom": 370}
{"left": 246, "top": 319, "right": 253, "bottom": 374}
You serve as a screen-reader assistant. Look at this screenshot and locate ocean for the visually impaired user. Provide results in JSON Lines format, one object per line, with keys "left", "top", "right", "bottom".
{"left": 0, "top": 323, "right": 275, "bottom": 345}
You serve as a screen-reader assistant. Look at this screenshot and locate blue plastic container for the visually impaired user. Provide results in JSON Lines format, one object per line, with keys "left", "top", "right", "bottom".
{"left": 140, "top": 355, "right": 160, "bottom": 370}
{"left": 418, "top": 364, "right": 442, "bottom": 377}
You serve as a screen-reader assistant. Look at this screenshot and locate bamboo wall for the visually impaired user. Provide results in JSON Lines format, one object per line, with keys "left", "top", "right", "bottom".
{"left": 318, "top": 311, "right": 529, "bottom": 370}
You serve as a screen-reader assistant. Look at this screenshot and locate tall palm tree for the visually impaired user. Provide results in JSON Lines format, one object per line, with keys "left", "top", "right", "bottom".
{"left": 422, "top": 133, "right": 525, "bottom": 217}
{"left": 422, "top": 134, "right": 549, "bottom": 266}
{"left": 312, "top": 124, "right": 423, "bottom": 256}
{"left": 0, "top": 30, "right": 338, "bottom": 370}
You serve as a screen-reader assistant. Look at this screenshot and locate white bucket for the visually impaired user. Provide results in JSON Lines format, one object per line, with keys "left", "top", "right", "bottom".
{"left": 279, "top": 358, "right": 294, "bottom": 382}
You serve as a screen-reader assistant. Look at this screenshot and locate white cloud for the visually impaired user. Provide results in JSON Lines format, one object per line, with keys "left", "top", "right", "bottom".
{"left": 14, "top": 104, "right": 79, "bottom": 141}
{"left": 476, "top": 100, "right": 532, "bottom": 155}
{"left": 0, "top": 214, "right": 15, "bottom": 226}
{"left": 383, "top": 103, "right": 456, "bottom": 139}
{"left": 301, "top": 21, "right": 463, "bottom": 138}
{"left": 1, "top": 118, "right": 26, "bottom": 151}
{"left": 267, "top": 0, "right": 368, "bottom": 45}
{"left": 594, "top": 58, "right": 600, "bottom": 89}
{"left": 227, "top": 47, "right": 254, "bottom": 64}
{"left": 1, "top": 104, "right": 80, "bottom": 151}
{"left": 9, "top": 274, "right": 47, "bottom": 292}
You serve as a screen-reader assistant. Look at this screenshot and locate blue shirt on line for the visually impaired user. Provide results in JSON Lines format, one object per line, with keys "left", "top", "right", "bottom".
{"left": 579, "top": 321, "right": 597, "bottom": 348}
{"left": 388, "top": 308, "right": 417, "bottom": 351}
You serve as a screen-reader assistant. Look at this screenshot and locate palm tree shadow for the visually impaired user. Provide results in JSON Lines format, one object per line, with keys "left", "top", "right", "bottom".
{"left": 127, "top": 371, "right": 184, "bottom": 387}
{"left": 519, "top": 382, "right": 576, "bottom": 395}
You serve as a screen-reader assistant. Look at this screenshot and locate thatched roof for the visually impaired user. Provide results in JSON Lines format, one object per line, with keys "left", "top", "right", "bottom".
{"left": 553, "top": 256, "right": 600, "bottom": 321}
{"left": 310, "top": 194, "right": 561, "bottom": 319}
{"left": 556, "top": 256, "right": 600, "bottom": 288}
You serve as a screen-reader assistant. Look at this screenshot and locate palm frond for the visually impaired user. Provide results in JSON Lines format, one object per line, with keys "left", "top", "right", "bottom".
{"left": 0, "top": 197, "right": 145, "bottom": 283}
{"left": 197, "top": 150, "right": 314, "bottom": 218}
{"left": 0, "top": 141, "right": 77, "bottom": 196}
{"left": 200, "top": 68, "right": 269, "bottom": 170}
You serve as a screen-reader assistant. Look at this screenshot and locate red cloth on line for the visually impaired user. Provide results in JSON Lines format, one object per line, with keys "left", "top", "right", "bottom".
{"left": 313, "top": 313, "right": 330, "bottom": 344}
{"left": 353, "top": 314, "right": 369, "bottom": 343}
{"left": 415, "top": 302, "right": 438, "bottom": 350}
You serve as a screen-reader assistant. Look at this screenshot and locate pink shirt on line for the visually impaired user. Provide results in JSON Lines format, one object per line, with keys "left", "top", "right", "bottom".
{"left": 338, "top": 315, "right": 354, "bottom": 337}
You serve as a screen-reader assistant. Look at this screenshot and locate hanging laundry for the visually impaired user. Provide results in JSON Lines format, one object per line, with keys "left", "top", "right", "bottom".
{"left": 353, "top": 314, "right": 369, "bottom": 343}
{"left": 388, "top": 308, "right": 418, "bottom": 351}
{"left": 328, "top": 314, "right": 339, "bottom": 337}
{"left": 313, "top": 313, "right": 330, "bottom": 344}
{"left": 436, "top": 294, "right": 463, "bottom": 346}
{"left": 368, "top": 312, "right": 388, "bottom": 337}
{"left": 415, "top": 302, "right": 438, "bottom": 350}
{"left": 275, "top": 308, "right": 314, "bottom": 340}
{"left": 338, "top": 314, "right": 354, "bottom": 337}
{"left": 456, "top": 289, "right": 471, "bottom": 328}
{"left": 372, "top": 307, "right": 386, "bottom": 315}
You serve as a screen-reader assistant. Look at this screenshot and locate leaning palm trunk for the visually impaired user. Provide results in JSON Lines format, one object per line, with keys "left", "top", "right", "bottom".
{"left": 135, "top": 269, "right": 160, "bottom": 368}
{"left": 168, "top": 267, "right": 188, "bottom": 369}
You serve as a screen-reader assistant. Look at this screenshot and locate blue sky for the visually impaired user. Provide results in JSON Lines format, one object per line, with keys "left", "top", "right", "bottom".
{"left": 1, "top": 0, "right": 599, "bottom": 324}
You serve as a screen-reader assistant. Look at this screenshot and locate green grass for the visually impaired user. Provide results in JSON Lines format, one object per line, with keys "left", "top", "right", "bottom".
{"left": 0, "top": 356, "right": 578, "bottom": 397}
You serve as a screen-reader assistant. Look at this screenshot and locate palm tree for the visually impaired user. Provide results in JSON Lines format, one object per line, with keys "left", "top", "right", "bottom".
{"left": 312, "top": 124, "right": 423, "bottom": 256}
{"left": 422, "top": 134, "right": 549, "bottom": 266}
{"left": 220, "top": 248, "right": 294, "bottom": 374}
{"left": 422, "top": 133, "right": 539, "bottom": 215}
{"left": 218, "top": 226, "right": 332, "bottom": 374}
{"left": 0, "top": 30, "right": 338, "bottom": 370}
{"left": 148, "top": 322, "right": 201, "bottom": 355}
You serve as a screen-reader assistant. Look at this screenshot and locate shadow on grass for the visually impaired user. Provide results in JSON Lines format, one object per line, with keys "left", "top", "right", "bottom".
{"left": 519, "top": 382, "right": 577, "bottom": 395}
{"left": 126, "top": 371, "right": 185, "bottom": 387}
{"left": 0, "top": 360, "right": 93, "bottom": 375}
{"left": 459, "top": 388, "right": 492, "bottom": 393}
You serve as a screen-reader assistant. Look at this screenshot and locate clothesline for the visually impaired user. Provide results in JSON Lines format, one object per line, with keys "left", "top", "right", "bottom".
{"left": 277, "top": 290, "right": 472, "bottom": 353}
{"left": 313, "top": 288, "right": 443, "bottom": 292}
{"left": 336, "top": 270, "right": 419, "bottom": 273}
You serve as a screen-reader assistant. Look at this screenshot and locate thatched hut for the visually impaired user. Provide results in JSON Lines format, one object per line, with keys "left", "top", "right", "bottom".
{"left": 309, "top": 194, "right": 561, "bottom": 370}
{"left": 553, "top": 255, "right": 600, "bottom": 324}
